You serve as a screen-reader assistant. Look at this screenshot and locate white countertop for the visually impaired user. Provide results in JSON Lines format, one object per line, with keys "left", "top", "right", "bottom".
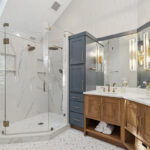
{"left": 84, "top": 87, "right": 150, "bottom": 106}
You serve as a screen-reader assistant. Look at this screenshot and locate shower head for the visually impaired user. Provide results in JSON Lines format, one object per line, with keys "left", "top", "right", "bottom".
{"left": 48, "top": 45, "right": 62, "bottom": 50}
{"left": 59, "top": 69, "right": 63, "bottom": 74}
{"left": 28, "top": 44, "right": 35, "bottom": 51}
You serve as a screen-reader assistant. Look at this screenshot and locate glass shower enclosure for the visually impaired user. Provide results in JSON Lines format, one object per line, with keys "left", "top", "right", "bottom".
{"left": 0, "top": 23, "right": 68, "bottom": 136}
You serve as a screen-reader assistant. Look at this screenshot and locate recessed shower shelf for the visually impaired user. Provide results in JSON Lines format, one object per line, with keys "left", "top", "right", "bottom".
{"left": 37, "top": 58, "right": 44, "bottom": 62}
{"left": 0, "top": 53, "right": 16, "bottom": 57}
{"left": 37, "top": 71, "right": 47, "bottom": 74}
{"left": 0, "top": 70, "right": 16, "bottom": 73}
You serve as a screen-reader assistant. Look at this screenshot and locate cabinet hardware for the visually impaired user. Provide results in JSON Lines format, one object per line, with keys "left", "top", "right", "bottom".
{"left": 72, "top": 97, "right": 79, "bottom": 99}
{"left": 81, "top": 80, "right": 84, "bottom": 91}
{"left": 3, "top": 121, "right": 9, "bottom": 127}
{"left": 72, "top": 106, "right": 80, "bottom": 109}
{"left": 3, "top": 38, "right": 9, "bottom": 44}
{"left": 82, "top": 51, "right": 84, "bottom": 61}
{"left": 43, "top": 80, "right": 46, "bottom": 92}
{"left": 88, "top": 68, "right": 96, "bottom": 71}
{"left": 72, "top": 118, "right": 80, "bottom": 122}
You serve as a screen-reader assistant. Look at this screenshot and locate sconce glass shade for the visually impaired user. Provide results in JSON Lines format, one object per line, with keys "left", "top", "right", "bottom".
{"left": 138, "top": 45, "right": 144, "bottom": 66}
{"left": 96, "top": 44, "right": 104, "bottom": 72}
{"left": 143, "top": 32, "right": 150, "bottom": 70}
{"left": 129, "top": 38, "right": 137, "bottom": 71}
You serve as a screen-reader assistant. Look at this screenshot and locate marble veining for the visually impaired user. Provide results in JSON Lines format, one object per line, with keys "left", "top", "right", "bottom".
{"left": 0, "top": 31, "right": 67, "bottom": 135}
{"left": 0, "top": 129, "right": 125, "bottom": 150}
{"left": 84, "top": 87, "right": 150, "bottom": 106}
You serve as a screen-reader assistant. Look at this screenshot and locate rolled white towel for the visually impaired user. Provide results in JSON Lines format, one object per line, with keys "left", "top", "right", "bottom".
{"left": 99, "top": 121, "right": 107, "bottom": 128}
{"left": 103, "top": 124, "right": 114, "bottom": 135}
{"left": 95, "top": 126, "right": 104, "bottom": 133}
{"left": 95, "top": 121, "right": 107, "bottom": 133}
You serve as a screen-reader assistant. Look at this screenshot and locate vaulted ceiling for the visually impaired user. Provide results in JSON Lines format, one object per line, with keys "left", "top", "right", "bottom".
{"left": 0, "top": 0, "right": 72, "bottom": 40}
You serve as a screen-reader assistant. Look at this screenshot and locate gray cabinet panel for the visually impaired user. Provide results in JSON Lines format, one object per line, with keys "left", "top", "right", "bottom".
{"left": 69, "top": 37, "right": 85, "bottom": 65}
{"left": 70, "top": 101, "right": 84, "bottom": 114}
{"left": 70, "top": 65, "right": 85, "bottom": 93}
{"left": 70, "top": 93, "right": 84, "bottom": 102}
{"left": 69, "top": 112, "right": 84, "bottom": 128}
{"left": 69, "top": 32, "right": 97, "bottom": 129}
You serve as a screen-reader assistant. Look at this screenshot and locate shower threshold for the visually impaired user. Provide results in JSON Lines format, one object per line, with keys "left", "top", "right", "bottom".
{"left": 0, "top": 112, "right": 69, "bottom": 144}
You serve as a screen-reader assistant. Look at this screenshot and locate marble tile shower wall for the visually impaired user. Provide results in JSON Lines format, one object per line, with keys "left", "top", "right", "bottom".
{"left": 0, "top": 33, "right": 49, "bottom": 124}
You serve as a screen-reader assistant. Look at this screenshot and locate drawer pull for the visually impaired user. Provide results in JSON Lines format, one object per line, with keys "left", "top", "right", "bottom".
{"left": 72, "top": 106, "right": 80, "bottom": 109}
{"left": 82, "top": 51, "right": 84, "bottom": 61}
{"left": 72, "top": 118, "right": 80, "bottom": 122}
{"left": 72, "top": 96, "right": 79, "bottom": 99}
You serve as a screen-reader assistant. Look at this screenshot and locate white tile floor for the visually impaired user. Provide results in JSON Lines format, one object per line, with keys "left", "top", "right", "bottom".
{"left": 1, "top": 112, "right": 66, "bottom": 135}
{"left": 0, "top": 129, "right": 125, "bottom": 150}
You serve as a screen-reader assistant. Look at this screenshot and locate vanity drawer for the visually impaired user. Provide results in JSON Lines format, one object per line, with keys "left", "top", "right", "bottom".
{"left": 69, "top": 112, "right": 84, "bottom": 128}
{"left": 70, "top": 101, "right": 84, "bottom": 114}
{"left": 70, "top": 93, "right": 83, "bottom": 102}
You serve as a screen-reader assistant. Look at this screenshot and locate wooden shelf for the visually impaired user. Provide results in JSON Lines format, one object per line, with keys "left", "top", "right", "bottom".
{"left": 86, "top": 125, "right": 121, "bottom": 144}
{"left": 124, "top": 129, "right": 135, "bottom": 150}
{"left": 124, "top": 142, "right": 135, "bottom": 150}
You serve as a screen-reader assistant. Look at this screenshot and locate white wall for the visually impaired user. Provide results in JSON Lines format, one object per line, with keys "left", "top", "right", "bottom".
{"left": 138, "top": 0, "right": 150, "bottom": 27}
{"left": 51, "top": 0, "right": 138, "bottom": 38}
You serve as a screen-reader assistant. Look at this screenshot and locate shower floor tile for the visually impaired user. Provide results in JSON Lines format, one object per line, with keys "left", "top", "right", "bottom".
{"left": 0, "top": 128, "right": 125, "bottom": 150}
{"left": 5, "top": 112, "right": 66, "bottom": 135}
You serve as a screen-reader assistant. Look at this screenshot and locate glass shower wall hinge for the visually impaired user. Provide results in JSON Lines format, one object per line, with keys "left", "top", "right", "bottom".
{"left": 3, "top": 38, "right": 9, "bottom": 44}
{"left": 3, "top": 121, "right": 9, "bottom": 127}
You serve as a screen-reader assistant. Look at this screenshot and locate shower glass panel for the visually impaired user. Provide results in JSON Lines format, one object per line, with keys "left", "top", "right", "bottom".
{"left": 0, "top": 31, "right": 5, "bottom": 135}
{"left": 48, "top": 35, "right": 67, "bottom": 132}
{"left": 2, "top": 26, "right": 49, "bottom": 135}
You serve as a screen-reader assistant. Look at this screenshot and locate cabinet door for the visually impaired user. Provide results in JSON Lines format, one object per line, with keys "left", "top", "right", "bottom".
{"left": 85, "top": 95, "right": 101, "bottom": 121}
{"left": 139, "top": 105, "right": 150, "bottom": 144}
{"left": 69, "top": 37, "right": 85, "bottom": 65}
{"left": 101, "top": 97, "right": 121, "bottom": 126}
{"left": 70, "top": 65, "right": 85, "bottom": 93}
{"left": 125, "top": 101, "right": 139, "bottom": 136}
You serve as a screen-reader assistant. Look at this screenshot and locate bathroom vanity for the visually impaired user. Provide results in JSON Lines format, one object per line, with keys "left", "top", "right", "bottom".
{"left": 84, "top": 89, "right": 150, "bottom": 150}
{"left": 69, "top": 21, "right": 150, "bottom": 149}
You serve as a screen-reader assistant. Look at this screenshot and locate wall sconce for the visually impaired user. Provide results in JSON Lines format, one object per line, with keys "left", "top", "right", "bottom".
{"left": 138, "top": 45, "right": 144, "bottom": 66}
{"left": 96, "top": 44, "right": 104, "bottom": 72}
{"left": 143, "top": 32, "right": 150, "bottom": 70}
{"left": 129, "top": 38, "right": 137, "bottom": 71}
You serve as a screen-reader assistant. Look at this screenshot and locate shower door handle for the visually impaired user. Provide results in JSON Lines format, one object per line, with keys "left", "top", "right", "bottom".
{"left": 43, "top": 80, "right": 46, "bottom": 92}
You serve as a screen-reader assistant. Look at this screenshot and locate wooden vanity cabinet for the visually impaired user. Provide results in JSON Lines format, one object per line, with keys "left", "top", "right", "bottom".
{"left": 101, "top": 97, "right": 121, "bottom": 126}
{"left": 84, "top": 94, "right": 150, "bottom": 149}
{"left": 125, "top": 101, "right": 140, "bottom": 136}
{"left": 84, "top": 95, "right": 101, "bottom": 121}
{"left": 139, "top": 105, "right": 150, "bottom": 144}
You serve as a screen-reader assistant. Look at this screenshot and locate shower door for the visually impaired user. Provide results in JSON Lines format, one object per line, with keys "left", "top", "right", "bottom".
{"left": 0, "top": 30, "right": 6, "bottom": 135}
{"left": 3, "top": 27, "right": 49, "bottom": 135}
